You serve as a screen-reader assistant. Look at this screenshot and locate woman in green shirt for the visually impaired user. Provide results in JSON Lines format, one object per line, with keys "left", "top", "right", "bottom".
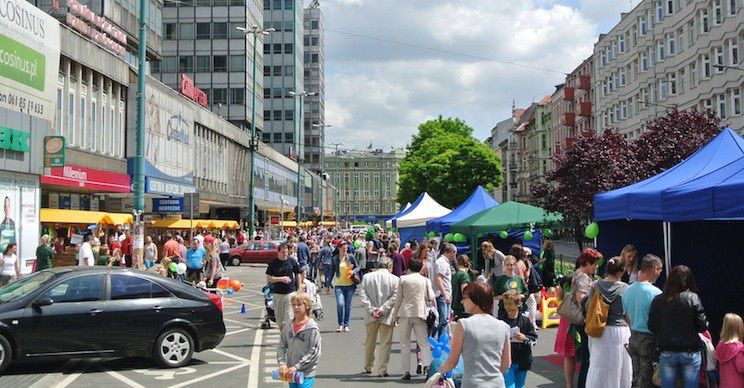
{"left": 35, "top": 234, "right": 53, "bottom": 272}
{"left": 451, "top": 255, "right": 472, "bottom": 321}
{"left": 491, "top": 256, "right": 529, "bottom": 319}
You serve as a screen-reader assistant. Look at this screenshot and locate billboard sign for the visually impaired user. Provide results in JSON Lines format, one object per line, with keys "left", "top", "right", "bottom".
{"left": 152, "top": 198, "right": 184, "bottom": 213}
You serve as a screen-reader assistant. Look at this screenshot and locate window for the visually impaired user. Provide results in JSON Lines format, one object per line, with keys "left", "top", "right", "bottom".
{"left": 230, "top": 55, "right": 245, "bottom": 72}
{"left": 272, "top": 88, "right": 282, "bottom": 98}
{"left": 263, "top": 88, "right": 270, "bottom": 99}
{"left": 733, "top": 88, "right": 741, "bottom": 115}
{"left": 273, "top": 65, "right": 281, "bottom": 76}
{"left": 600, "top": 52, "right": 606, "bottom": 67}
{"left": 284, "top": 132, "right": 293, "bottom": 142}
{"left": 730, "top": 0, "right": 738, "bottom": 15}
{"left": 263, "top": 65, "right": 270, "bottom": 75}
{"left": 273, "top": 110, "right": 281, "bottom": 121}
{"left": 714, "top": 47, "right": 724, "bottom": 73}
{"left": 263, "top": 0, "right": 270, "bottom": 9}
{"left": 657, "top": 40, "right": 665, "bottom": 61}
{"left": 213, "top": 22, "right": 228, "bottom": 39}
{"left": 164, "top": 23, "right": 177, "bottom": 39}
{"left": 284, "top": 43, "right": 293, "bottom": 54}
{"left": 212, "top": 88, "right": 227, "bottom": 104}
{"left": 212, "top": 56, "right": 227, "bottom": 72}
{"left": 304, "top": 35, "right": 310, "bottom": 46}
{"left": 263, "top": 110, "right": 270, "bottom": 120}
{"left": 666, "top": 0, "right": 673, "bottom": 14}
{"left": 262, "top": 132, "right": 271, "bottom": 142}
{"left": 44, "top": 274, "right": 104, "bottom": 303}
{"left": 667, "top": 73, "right": 677, "bottom": 95}
{"left": 718, "top": 93, "right": 727, "bottom": 119}
{"left": 273, "top": 43, "right": 281, "bottom": 53}
{"left": 730, "top": 38, "right": 739, "bottom": 65}
{"left": 162, "top": 56, "right": 177, "bottom": 73}
{"left": 263, "top": 43, "right": 270, "bottom": 54}
{"left": 180, "top": 23, "right": 195, "bottom": 39}
{"left": 639, "top": 15, "right": 647, "bottom": 36}
{"left": 284, "top": 109, "right": 293, "bottom": 120}
{"left": 196, "top": 56, "right": 211, "bottom": 72}
{"left": 110, "top": 275, "right": 171, "bottom": 300}
{"left": 230, "top": 88, "right": 244, "bottom": 105}
{"left": 714, "top": 0, "right": 723, "bottom": 24}
{"left": 284, "top": 0, "right": 292, "bottom": 9}
{"left": 56, "top": 84, "right": 63, "bottom": 134}
{"left": 311, "top": 54, "right": 318, "bottom": 63}
{"left": 700, "top": 9, "right": 709, "bottom": 33}
{"left": 656, "top": 0, "right": 664, "bottom": 21}
{"left": 702, "top": 54, "right": 711, "bottom": 77}
{"left": 619, "top": 36, "right": 625, "bottom": 53}
{"left": 273, "top": 0, "right": 281, "bottom": 9}
{"left": 196, "top": 23, "right": 210, "bottom": 39}
{"left": 284, "top": 21, "right": 293, "bottom": 31}
{"left": 667, "top": 33, "right": 675, "bottom": 55}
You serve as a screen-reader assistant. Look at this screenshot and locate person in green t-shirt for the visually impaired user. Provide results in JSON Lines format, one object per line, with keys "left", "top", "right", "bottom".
{"left": 96, "top": 245, "right": 111, "bottom": 266}
{"left": 451, "top": 254, "right": 473, "bottom": 321}
{"left": 35, "top": 234, "right": 54, "bottom": 271}
{"left": 491, "top": 255, "right": 529, "bottom": 319}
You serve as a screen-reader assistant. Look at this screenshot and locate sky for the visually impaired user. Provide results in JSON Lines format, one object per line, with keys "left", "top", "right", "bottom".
{"left": 318, "top": 0, "right": 643, "bottom": 150}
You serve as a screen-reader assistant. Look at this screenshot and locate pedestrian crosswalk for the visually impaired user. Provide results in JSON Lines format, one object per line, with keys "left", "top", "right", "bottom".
{"left": 262, "top": 327, "right": 282, "bottom": 384}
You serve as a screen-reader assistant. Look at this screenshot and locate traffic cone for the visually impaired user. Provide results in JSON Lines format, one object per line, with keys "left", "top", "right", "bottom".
{"left": 241, "top": 303, "right": 246, "bottom": 314}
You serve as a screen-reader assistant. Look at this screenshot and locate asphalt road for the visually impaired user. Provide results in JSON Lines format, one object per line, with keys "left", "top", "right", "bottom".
{"left": 0, "top": 265, "right": 566, "bottom": 387}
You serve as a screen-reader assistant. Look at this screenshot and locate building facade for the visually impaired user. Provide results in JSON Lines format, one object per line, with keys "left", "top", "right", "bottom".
{"left": 528, "top": 96, "right": 554, "bottom": 190}
{"left": 302, "top": 4, "right": 325, "bottom": 172}
{"left": 488, "top": 117, "right": 513, "bottom": 202}
{"left": 153, "top": 0, "right": 265, "bottom": 131}
{"left": 593, "top": 0, "right": 744, "bottom": 138}
{"left": 262, "top": 0, "right": 304, "bottom": 157}
{"left": 324, "top": 149, "right": 405, "bottom": 222}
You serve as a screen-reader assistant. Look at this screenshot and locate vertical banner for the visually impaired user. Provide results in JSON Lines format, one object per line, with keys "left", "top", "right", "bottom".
{"left": 0, "top": 171, "right": 39, "bottom": 274}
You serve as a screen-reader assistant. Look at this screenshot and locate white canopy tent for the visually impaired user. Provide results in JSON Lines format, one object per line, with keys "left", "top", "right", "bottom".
{"left": 395, "top": 193, "right": 451, "bottom": 228}
{"left": 385, "top": 202, "right": 411, "bottom": 227}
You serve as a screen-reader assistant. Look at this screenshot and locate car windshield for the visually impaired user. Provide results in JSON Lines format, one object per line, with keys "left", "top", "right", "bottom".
{"left": 0, "top": 271, "right": 57, "bottom": 303}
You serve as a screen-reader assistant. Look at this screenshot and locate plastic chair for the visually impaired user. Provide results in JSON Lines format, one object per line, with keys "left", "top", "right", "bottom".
{"left": 541, "top": 296, "right": 561, "bottom": 329}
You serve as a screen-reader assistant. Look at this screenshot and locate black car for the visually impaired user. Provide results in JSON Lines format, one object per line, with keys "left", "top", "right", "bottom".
{"left": 0, "top": 267, "right": 225, "bottom": 373}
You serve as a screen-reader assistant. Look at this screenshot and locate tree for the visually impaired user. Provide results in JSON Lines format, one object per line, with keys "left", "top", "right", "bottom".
{"left": 398, "top": 117, "right": 503, "bottom": 208}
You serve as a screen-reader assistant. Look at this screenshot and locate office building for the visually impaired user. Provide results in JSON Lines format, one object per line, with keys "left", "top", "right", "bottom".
{"left": 303, "top": 3, "right": 325, "bottom": 172}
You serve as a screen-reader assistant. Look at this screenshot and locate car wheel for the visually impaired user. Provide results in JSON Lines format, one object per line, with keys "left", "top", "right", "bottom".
{"left": 154, "top": 328, "right": 194, "bottom": 368}
{"left": 0, "top": 334, "right": 12, "bottom": 374}
{"left": 230, "top": 256, "right": 242, "bottom": 266}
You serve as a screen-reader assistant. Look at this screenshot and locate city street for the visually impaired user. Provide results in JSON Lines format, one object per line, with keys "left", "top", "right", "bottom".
{"left": 0, "top": 264, "right": 565, "bottom": 387}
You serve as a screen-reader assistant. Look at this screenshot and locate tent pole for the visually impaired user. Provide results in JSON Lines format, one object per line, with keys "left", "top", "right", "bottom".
{"left": 663, "top": 222, "right": 671, "bottom": 276}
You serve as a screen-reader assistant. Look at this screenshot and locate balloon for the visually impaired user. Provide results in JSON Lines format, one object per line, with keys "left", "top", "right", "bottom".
{"left": 585, "top": 222, "right": 600, "bottom": 239}
{"left": 543, "top": 228, "right": 553, "bottom": 238}
{"left": 427, "top": 231, "right": 437, "bottom": 238}
{"left": 499, "top": 231, "right": 508, "bottom": 239}
{"left": 176, "top": 262, "right": 187, "bottom": 275}
{"left": 226, "top": 288, "right": 234, "bottom": 295}
{"left": 230, "top": 279, "right": 242, "bottom": 291}
{"left": 428, "top": 334, "right": 452, "bottom": 359}
{"left": 169, "top": 262, "right": 178, "bottom": 272}
{"left": 353, "top": 240, "right": 361, "bottom": 249}
{"left": 454, "top": 233, "right": 466, "bottom": 243}
{"left": 217, "top": 279, "right": 230, "bottom": 289}
{"left": 444, "top": 233, "right": 454, "bottom": 242}
{"left": 523, "top": 231, "right": 533, "bottom": 241}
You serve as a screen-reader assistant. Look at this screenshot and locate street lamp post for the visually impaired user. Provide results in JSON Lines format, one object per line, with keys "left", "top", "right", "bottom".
{"left": 132, "top": 0, "right": 150, "bottom": 269}
{"left": 237, "top": 25, "right": 275, "bottom": 238}
{"left": 331, "top": 142, "right": 342, "bottom": 226}
{"left": 289, "top": 90, "right": 315, "bottom": 225}
{"left": 312, "top": 123, "right": 331, "bottom": 223}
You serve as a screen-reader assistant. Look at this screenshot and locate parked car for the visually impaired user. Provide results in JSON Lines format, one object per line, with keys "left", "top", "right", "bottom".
{"left": 0, "top": 267, "right": 225, "bottom": 373}
{"left": 228, "top": 241, "right": 280, "bottom": 266}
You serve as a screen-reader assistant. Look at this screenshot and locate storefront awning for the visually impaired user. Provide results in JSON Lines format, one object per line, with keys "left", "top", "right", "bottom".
{"left": 41, "top": 209, "right": 132, "bottom": 225}
{"left": 102, "top": 213, "right": 133, "bottom": 225}
{"left": 149, "top": 219, "right": 240, "bottom": 230}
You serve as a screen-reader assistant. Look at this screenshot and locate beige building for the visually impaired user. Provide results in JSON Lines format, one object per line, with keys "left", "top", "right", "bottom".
{"left": 593, "top": 0, "right": 743, "bottom": 138}
{"left": 323, "top": 148, "right": 405, "bottom": 222}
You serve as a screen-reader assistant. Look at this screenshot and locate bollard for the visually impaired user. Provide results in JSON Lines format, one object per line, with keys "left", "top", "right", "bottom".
{"left": 241, "top": 303, "right": 246, "bottom": 314}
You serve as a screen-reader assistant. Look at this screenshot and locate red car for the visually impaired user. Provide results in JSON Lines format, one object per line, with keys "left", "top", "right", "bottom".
{"left": 228, "top": 241, "right": 280, "bottom": 266}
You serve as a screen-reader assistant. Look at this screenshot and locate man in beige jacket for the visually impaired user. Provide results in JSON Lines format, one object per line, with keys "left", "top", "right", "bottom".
{"left": 358, "top": 256, "right": 399, "bottom": 377}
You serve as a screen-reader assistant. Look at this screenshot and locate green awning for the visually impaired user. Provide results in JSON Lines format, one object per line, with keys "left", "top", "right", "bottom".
{"left": 449, "top": 201, "right": 563, "bottom": 234}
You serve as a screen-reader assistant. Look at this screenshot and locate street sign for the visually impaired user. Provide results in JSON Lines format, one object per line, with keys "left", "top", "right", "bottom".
{"left": 152, "top": 198, "right": 184, "bottom": 213}
{"left": 43, "top": 136, "right": 65, "bottom": 167}
{"left": 183, "top": 193, "right": 200, "bottom": 218}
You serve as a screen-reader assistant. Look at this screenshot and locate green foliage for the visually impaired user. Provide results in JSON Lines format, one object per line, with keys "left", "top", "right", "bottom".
{"left": 398, "top": 116, "right": 503, "bottom": 208}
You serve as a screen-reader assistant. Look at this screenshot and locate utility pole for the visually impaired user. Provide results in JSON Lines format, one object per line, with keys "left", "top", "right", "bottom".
{"left": 313, "top": 123, "right": 331, "bottom": 224}
{"left": 132, "top": 0, "right": 149, "bottom": 269}
{"left": 289, "top": 90, "right": 315, "bottom": 225}
{"left": 237, "top": 24, "right": 275, "bottom": 238}
{"left": 331, "top": 142, "right": 342, "bottom": 227}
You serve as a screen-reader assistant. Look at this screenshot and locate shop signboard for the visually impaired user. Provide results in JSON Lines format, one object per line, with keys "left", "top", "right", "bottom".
{"left": 270, "top": 215, "right": 280, "bottom": 225}
{"left": 63, "top": 0, "right": 127, "bottom": 59}
{"left": 0, "top": 0, "right": 61, "bottom": 123}
{"left": 0, "top": 171, "right": 39, "bottom": 274}
{"left": 41, "top": 164, "right": 130, "bottom": 193}
{"left": 152, "top": 198, "right": 184, "bottom": 213}
{"left": 43, "top": 136, "right": 65, "bottom": 167}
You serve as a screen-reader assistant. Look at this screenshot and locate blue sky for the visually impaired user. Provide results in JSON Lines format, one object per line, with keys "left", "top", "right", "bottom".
{"left": 318, "top": 0, "right": 642, "bottom": 149}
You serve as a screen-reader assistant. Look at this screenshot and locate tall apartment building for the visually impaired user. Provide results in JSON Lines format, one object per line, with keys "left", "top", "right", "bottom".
{"left": 488, "top": 117, "right": 513, "bottom": 202}
{"left": 262, "top": 0, "right": 304, "bottom": 157}
{"left": 153, "top": 0, "right": 265, "bottom": 131}
{"left": 593, "top": 0, "right": 744, "bottom": 138}
{"left": 302, "top": 4, "right": 325, "bottom": 172}
{"left": 324, "top": 149, "right": 405, "bottom": 222}
{"left": 529, "top": 96, "right": 554, "bottom": 186}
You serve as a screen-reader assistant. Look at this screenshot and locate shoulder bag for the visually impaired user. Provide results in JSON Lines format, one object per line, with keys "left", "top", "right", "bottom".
{"left": 556, "top": 282, "right": 585, "bottom": 326}
{"left": 585, "top": 284, "right": 609, "bottom": 338}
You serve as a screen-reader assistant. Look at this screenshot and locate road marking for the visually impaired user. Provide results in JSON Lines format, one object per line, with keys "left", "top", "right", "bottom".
{"left": 211, "top": 348, "right": 250, "bottom": 363}
{"left": 225, "top": 327, "right": 252, "bottom": 336}
{"left": 167, "top": 362, "right": 249, "bottom": 388}
{"left": 107, "top": 371, "right": 146, "bottom": 387}
{"left": 133, "top": 367, "right": 197, "bottom": 380}
{"left": 207, "top": 361, "right": 243, "bottom": 364}
{"left": 247, "top": 314, "right": 266, "bottom": 388}
{"left": 223, "top": 317, "right": 253, "bottom": 327}
{"left": 53, "top": 372, "right": 83, "bottom": 388}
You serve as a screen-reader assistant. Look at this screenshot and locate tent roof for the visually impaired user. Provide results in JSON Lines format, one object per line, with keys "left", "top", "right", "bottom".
{"left": 384, "top": 202, "right": 412, "bottom": 227}
{"left": 449, "top": 201, "right": 562, "bottom": 234}
{"left": 395, "top": 193, "right": 451, "bottom": 228}
{"left": 426, "top": 186, "right": 499, "bottom": 233}
{"left": 594, "top": 128, "right": 744, "bottom": 221}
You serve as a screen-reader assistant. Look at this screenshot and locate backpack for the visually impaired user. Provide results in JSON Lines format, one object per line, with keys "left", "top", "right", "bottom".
{"left": 585, "top": 284, "right": 609, "bottom": 338}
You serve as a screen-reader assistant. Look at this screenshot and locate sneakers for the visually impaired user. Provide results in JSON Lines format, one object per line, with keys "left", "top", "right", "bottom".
{"left": 336, "top": 326, "right": 343, "bottom": 332}
{"left": 416, "top": 364, "right": 422, "bottom": 374}
{"left": 343, "top": 326, "right": 351, "bottom": 332}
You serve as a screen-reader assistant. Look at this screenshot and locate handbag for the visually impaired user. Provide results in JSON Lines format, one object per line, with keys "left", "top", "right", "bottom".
{"left": 557, "top": 285, "right": 585, "bottom": 326}
{"left": 585, "top": 285, "right": 609, "bottom": 338}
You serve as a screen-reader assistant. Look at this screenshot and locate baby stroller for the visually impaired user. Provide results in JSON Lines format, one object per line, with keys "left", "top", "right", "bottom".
{"left": 260, "top": 283, "right": 276, "bottom": 330}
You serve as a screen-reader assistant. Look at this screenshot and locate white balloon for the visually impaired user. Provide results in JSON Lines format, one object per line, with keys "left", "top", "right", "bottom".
{"left": 176, "top": 262, "right": 187, "bottom": 275}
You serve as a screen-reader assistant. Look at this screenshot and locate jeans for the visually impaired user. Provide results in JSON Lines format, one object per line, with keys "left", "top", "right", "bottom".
{"left": 435, "top": 296, "right": 451, "bottom": 339}
{"left": 659, "top": 351, "right": 701, "bottom": 388}
{"left": 628, "top": 331, "right": 657, "bottom": 388}
{"left": 334, "top": 285, "right": 355, "bottom": 327}
{"left": 322, "top": 264, "right": 333, "bottom": 289}
{"left": 504, "top": 362, "right": 528, "bottom": 388}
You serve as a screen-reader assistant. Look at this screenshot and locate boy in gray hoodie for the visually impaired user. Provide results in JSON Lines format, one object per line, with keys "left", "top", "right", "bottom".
{"left": 277, "top": 292, "right": 322, "bottom": 387}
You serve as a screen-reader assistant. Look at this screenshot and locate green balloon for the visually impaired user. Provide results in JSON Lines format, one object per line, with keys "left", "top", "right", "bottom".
{"left": 499, "top": 231, "right": 508, "bottom": 239}
{"left": 523, "top": 230, "right": 534, "bottom": 241}
{"left": 427, "top": 231, "right": 437, "bottom": 238}
{"left": 169, "top": 262, "right": 178, "bottom": 272}
{"left": 585, "top": 223, "right": 600, "bottom": 239}
{"left": 444, "top": 233, "right": 454, "bottom": 242}
{"left": 543, "top": 229, "right": 553, "bottom": 238}
{"left": 354, "top": 240, "right": 361, "bottom": 249}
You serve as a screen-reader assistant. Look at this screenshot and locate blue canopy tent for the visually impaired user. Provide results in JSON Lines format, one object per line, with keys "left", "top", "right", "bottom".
{"left": 593, "top": 128, "right": 744, "bottom": 338}
{"left": 426, "top": 186, "right": 499, "bottom": 234}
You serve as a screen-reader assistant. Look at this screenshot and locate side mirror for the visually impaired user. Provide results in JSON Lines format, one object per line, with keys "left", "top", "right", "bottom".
{"left": 33, "top": 297, "right": 53, "bottom": 308}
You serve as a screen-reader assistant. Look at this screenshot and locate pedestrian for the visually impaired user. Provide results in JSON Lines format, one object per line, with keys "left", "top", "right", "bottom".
{"left": 144, "top": 236, "right": 158, "bottom": 269}
{"left": 585, "top": 257, "right": 631, "bottom": 388}
{"left": 715, "top": 313, "right": 744, "bottom": 388}
{"left": 120, "top": 230, "right": 132, "bottom": 268}
{"left": 185, "top": 239, "right": 206, "bottom": 284}
{"left": 219, "top": 238, "right": 230, "bottom": 269}
{"left": 540, "top": 240, "right": 555, "bottom": 288}
{"left": 389, "top": 243, "right": 405, "bottom": 277}
{"left": 277, "top": 292, "right": 322, "bottom": 388}
{"left": 648, "top": 265, "right": 708, "bottom": 388}
{"left": 355, "top": 239, "right": 367, "bottom": 277}
{"left": 622, "top": 254, "right": 663, "bottom": 388}
{"left": 517, "top": 256, "right": 539, "bottom": 330}
{"left": 109, "top": 248, "right": 123, "bottom": 267}
{"left": 332, "top": 241, "right": 359, "bottom": 332}
{"left": 437, "top": 281, "right": 512, "bottom": 388}
{"left": 77, "top": 234, "right": 95, "bottom": 267}
{"left": 0, "top": 243, "right": 19, "bottom": 286}
{"left": 206, "top": 241, "right": 222, "bottom": 288}
{"left": 568, "top": 248, "right": 600, "bottom": 388}
{"left": 297, "top": 235, "right": 311, "bottom": 268}
{"left": 35, "top": 234, "right": 54, "bottom": 272}
{"left": 358, "top": 256, "right": 400, "bottom": 377}
{"left": 619, "top": 244, "right": 639, "bottom": 284}
{"left": 318, "top": 239, "right": 333, "bottom": 294}
{"left": 502, "top": 289, "right": 538, "bottom": 388}
{"left": 267, "top": 242, "right": 303, "bottom": 332}
{"left": 392, "top": 257, "right": 435, "bottom": 380}
{"left": 482, "top": 241, "right": 505, "bottom": 279}
{"left": 366, "top": 240, "right": 380, "bottom": 273}
{"left": 491, "top": 256, "right": 529, "bottom": 319}
{"left": 96, "top": 245, "right": 111, "bottom": 266}
{"left": 433, "top": 243, "right": 455, "bottom": 339}
{"left": 401, "top": 241, "right": 414, "bottom": 269}
{"left": 451, "top": 254, "right": 472, "bottom": 321}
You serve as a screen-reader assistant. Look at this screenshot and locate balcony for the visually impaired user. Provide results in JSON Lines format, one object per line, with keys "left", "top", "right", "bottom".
{"left": 565, "top": 137, "right": 576, "bottom": 150}
{"left": 579, "top": 75, "right": 591, "bottom": 90}
{"left": 579, "top": 101, "right": 592, "bottom": 117}
{"left": 564, "top": 87, "right": 575, "bottom": 101}
{"left": 563, "top": 112, "right": 575, "bottom": 126}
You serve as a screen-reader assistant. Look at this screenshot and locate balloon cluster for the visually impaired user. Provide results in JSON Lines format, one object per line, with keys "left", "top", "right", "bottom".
{"left": 428, "top": 333, "right": 452, "bottom": 359}
{"left": 426, "top": 231, "right": 438, "bottom": 238}
{"left": 216, "top": 279, "right": 243, "bottom": 293}
{"left": 444, "top": 233, "right": 467, "bottom": 243}
{"left": 169, "top": 262, "right": 187, "bottom": 275}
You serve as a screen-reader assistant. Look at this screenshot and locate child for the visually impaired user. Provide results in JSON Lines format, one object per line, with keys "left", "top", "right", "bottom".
{"left": 277, "top": 292, "right": 322, "bottom": 388}
{"left": 96, "top": 245, "right": 110, "bottom": 266}
{"left": 108, "top": 248, "right": 123, "bottom": 267}
{"left": 300, "top": 267, "right": 323, "bottom": 320}
{"left": 715, "top": 313, "right": 744, "bottom": 388}
{"left": 502, "top": 289, "right": 537, "bottom": 388}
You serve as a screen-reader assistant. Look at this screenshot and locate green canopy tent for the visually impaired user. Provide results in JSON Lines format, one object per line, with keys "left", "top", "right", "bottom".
{"left": 449, "top": 201, "right": 563, "bottom": 270}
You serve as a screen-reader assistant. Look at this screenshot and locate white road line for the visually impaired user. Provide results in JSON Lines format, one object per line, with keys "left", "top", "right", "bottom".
{"left": 247, "top": 314, "right": 265, "bottom": 388}
{"left": 53, "top": 373, "right": 83, "bottom": 388}
{"left": 223, "top": 317, "right": 254, "bottom": 327}
{"left": 207, "top": 361, "right": 243, "bottom": 364}
{"left": 211, "top": 348, "right": 251, "bottom": 363}
{"left": 225, "top": 327, "right": 252, "bottom": 336}
{"left": 27, "top": 360, "right": 76, "bottom": 388}
{"left": 167, "top": 362, "right": 249, "bottom": 388}
{"left": 106, "top": 371, "right": 145, "bottom": 388}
